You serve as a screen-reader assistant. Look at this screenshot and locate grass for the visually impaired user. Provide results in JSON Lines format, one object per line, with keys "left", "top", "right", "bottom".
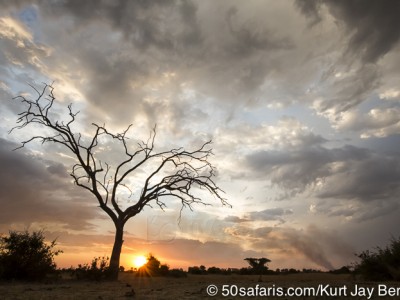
{"left": 0, "top": 273, "right": 399, "bottom": 299}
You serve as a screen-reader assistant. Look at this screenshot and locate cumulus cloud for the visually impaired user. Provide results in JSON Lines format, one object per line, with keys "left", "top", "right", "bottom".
{"left": 332, "top": 107, "right": 400, "bottom": 138}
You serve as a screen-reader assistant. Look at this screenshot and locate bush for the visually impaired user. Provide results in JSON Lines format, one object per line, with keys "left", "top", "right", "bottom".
{"left": 188, "top": 266, "right": 206, "bottom": 275}
{"left": 137, "top": 254, "right": 184, "bottom": 277}
{"left": 354, "top": 237, "right": 400, "bottom": 281}
{"left": 137, "top": 254, "right": 163, "bottom": 276}
{"left": 0, "top": 230, "right": 62, "bottom": 281}
{"left": 72, "top": 256, "right": 110, "bottom": 281}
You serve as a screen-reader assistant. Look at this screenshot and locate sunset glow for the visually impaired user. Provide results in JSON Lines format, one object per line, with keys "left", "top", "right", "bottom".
{"left": 133, "top": 255, "right": 147, "bottom": 269}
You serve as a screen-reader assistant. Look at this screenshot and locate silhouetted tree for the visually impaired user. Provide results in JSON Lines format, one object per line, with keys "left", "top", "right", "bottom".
{"left": 0, "top": 230, "right": 62, "bottom": 281}
{"left": 10, "top": 83, "right": 229, "bottom": 280}
{"left": 244, "top": 257, "right": 271, "bottom": 282}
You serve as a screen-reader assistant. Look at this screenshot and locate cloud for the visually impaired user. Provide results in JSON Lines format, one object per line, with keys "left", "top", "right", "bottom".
{"left": 224, "top": 208, "right": 293, "bottom": 224}
{"left": 317, "top": 154, "right": 400, "bottom": 202}
{"left": 0, "top": 1, "right": 303, "bottom": 131}
{"left": 248, "top": 208, "right": 293, "bottom": 223}
{"left": 296, "top": 0, "right": 400, "bottom": 63}
{"left": 332, "top": 107, "right": 400, "bottom": 138}
{"left": 355, "top": 201, "right": 399, "bottom": 223}
{"left": 246, "top": 144, "right": 370, "bottom": 197}
{"left": 224, "top": 215, "right": 247, "bottom": 223}
{"left": 225, "top": 223, "right": 354, "bottom": 270}
{"left": 295, "top": 0, "right": 400, "bottom": 129}
{"left": 311, "top": 64, "right": 380, "bottom": 124}
{"left": 215, "top": 117, "right": 327, "bottom": 159}
{"left": 246, "top": 140, "right": 400, "bottom": 204}
{"left": 310, "top": 196, "right": 399, "bottom": 223}
{"left": 0, "top": 15, "right": 51, "bottom": 82}
{"left": 0, "top": 138, "right": 102, "bottom": 230}
{"left": 225, "top": 5, "right": 293, "bottom": 57}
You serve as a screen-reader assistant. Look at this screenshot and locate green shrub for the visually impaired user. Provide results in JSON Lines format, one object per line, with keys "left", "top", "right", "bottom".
{"left": 0, "top": 230, "right": 62, "bottom": 281}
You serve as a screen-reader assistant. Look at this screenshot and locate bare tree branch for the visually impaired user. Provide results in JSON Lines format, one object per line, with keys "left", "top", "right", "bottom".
{"left": 10, "top": 83, "right": 230, "bottom": 279}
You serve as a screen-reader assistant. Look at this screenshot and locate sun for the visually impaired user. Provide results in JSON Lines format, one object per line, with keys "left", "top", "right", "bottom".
{"left": 133, "top": 255, "right": 147, "bottom": 268}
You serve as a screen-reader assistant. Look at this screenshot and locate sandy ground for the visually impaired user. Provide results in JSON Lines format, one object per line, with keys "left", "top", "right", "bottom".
{"left": 0, "top": 273, "right": 399, "bottom": 299}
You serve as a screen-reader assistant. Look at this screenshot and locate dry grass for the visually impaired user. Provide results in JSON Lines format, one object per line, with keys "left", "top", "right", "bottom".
{"left": 0, "top": 273, "right": 399, "bottom": 299}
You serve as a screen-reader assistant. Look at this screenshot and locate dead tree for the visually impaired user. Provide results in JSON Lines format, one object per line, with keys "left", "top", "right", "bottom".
{"left": 10, "top": 83, "right": 229, "bottom": 280}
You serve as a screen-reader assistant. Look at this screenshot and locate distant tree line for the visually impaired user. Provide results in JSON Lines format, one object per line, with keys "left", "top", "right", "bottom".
{"left": 1, "top": 230, "right": 400, "bottom": 282}
{"left": 187, "top": 266, "right": 323, "bottom": 276}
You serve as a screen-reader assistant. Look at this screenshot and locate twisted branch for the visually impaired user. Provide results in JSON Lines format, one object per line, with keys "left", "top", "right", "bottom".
{"left": 10, "top": 83, "right": 230, "bottom": 227}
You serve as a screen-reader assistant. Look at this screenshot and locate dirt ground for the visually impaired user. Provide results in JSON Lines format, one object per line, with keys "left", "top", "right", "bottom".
{"left": 0, "top": 273, "right": 399, "bottom": 299}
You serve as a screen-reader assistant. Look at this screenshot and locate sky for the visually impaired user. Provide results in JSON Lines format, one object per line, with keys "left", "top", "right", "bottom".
{"left": 0, "top": 0, "right": 400, "bottom": 271}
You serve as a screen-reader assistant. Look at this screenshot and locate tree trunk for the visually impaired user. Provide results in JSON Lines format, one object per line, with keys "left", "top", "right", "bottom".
{"left": 108, "top": 223, "right": 124, "bottom": 280}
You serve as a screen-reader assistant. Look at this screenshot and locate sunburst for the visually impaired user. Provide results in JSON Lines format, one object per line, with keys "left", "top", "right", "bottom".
{"left": 133, "top": 255, "right": 147, "bottom": 268}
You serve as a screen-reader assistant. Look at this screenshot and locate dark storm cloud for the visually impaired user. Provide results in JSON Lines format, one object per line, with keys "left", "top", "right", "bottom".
{"left": 0, "top": 138, "right": 101, "bottom": 230}
{"left": 294, "top": 0, "right": 400, "bottom": 133}
{"left": 41, "top": 0, "right": 199, "bottom": 50}
{"left": 294, "top": 0, "right": 322, "bottom": 26}
{"left": 314, "top": 64, "right": 380, "bottom": 119}
{"left": 246, "top": 144, "right": 370, "bottom": 196}
{"left": 0, "top": 0, "right": 204, "bottom": 127}
{"left": 296, "top": 0, "right": 400, "bottom": 63}
{"left": 355, "top": 201, "right": 399, "bottom": 223}
{"left": 226, "top": 6, "right": 293, "bottom": 57}
{"left": 248, "top": 138, "right": 400, "bottom": 204}
{"left": 317, "top": 154, "right": 400, "bottom": 202}
{"left": 0, "top": 0, "right": 302, "bottom": 135}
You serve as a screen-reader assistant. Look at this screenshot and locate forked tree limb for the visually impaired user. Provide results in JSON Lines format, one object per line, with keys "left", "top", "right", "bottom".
{"left": 10, "top": 83, "right": 230, "bottom": 226}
